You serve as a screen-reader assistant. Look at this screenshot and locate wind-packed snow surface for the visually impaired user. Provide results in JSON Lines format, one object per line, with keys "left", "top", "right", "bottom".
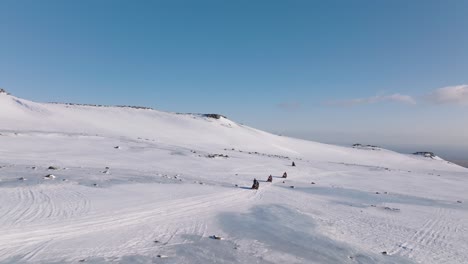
{"left": 1, "top": 92, "right": 467, "bottom": 264}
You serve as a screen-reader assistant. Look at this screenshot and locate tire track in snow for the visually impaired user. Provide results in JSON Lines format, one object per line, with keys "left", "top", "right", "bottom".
{"left": 285, "top": 187, "right": 454, "bottom": 264}
{"left": 0, "top": 185, "right": 90, "bottom": 227}
{"left": 0, "top": 187, "right": 256, "bottom": 262}
{"left": 21, "top": 239, "right": 54, "bottom": 262}
{"left": 389, "top": 206, "right": 466, "bottom": 263}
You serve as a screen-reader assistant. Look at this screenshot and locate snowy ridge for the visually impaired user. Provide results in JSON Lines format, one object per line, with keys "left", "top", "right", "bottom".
{"left": 0, "top": 92, "right": 462, "bottom": 170}
{"left": 1, "top": 92, "right": 274, "bottom": 150}
{"left": 1, "top": 92, "right": 467, "bottom": 264}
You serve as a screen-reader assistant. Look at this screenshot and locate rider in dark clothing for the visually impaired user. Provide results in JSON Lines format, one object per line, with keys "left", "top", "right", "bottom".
{"left": 252, "top": 178, "right": 259, "bottom": 189}
{"left": 267, "top": 175, "right": 273, "bottom": 182}
{"left": 282, "top": 172, "right": 287, "bottom": 178}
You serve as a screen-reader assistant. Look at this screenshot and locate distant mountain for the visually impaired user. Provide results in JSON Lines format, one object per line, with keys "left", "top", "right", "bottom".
{"left": 0, "top": 91, "right": 465, "bottom": 171}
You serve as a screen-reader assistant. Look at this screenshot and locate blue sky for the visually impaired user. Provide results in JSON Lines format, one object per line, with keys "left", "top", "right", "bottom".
{"left": 1, "top": 0, "right": 467, "bottom": 159}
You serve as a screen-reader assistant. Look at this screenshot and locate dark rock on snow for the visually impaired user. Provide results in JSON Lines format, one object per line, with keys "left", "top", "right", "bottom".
{"left": 413, "top": 152, "right": 436, "bottom": 158}
{"left": 203, "top": 114, "right": 226, "bottom": 119}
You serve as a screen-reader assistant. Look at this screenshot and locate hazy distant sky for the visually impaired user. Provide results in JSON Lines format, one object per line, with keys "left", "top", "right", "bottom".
{"left": 1, "top": 0, "right": 467, "bottom": 159}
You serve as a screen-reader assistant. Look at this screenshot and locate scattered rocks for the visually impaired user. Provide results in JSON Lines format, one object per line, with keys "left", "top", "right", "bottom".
{"left": 206, "top": 154, "right": 229, "bottom": 158}
{"left": 290, "top": 186, "right": 295, "bottom": 189}
{"left": 311, "top": 182, "right": 315, "bottom": 184}
{"left": 203, "top": 114, "right": 225, "bottom": 119}
{"left": 52, "top": 102, "right": 153, "bottom": 110}
{"left": 210, "top": 235, "right": 223, "bottom": 240}
{"left": 384, "top": 207, "right": 400, "bottom": 212}
{"left": 228, "top": 149, "right": 291, "bottom": 160}
{"left": 381, "top": 251, "right": 388, "bottom": 255}
{"left": 352, "top": 144, "right": 381, "bottom": 150}
{"left": 398, "top": 244, "right": 410, "bottom": 250}
{"left": 413, "top": 152, "right": 436, "bottom": 158}
{"left": 48, "top": 166, "right": 59, "bottom": 170}
{"left": 18, "top": 177, "right": 27, "bottom": 181}
{"left": 43, "top": 174, "right": 56, "bottom": 179}
{"left": 457, "top": 200, "right": 463, "bottom": 204}
{"left": 114, "top": 146, "right": 121, "bottom": 149}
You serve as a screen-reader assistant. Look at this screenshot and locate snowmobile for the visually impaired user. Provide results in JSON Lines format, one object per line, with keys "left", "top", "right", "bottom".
{"left": 251, "top": 179, "right": 259, "bottom": 190}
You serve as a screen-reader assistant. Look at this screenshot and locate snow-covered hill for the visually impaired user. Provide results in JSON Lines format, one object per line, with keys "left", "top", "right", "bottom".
{"left": 1, "top": 91, "right": 467, "bottom": 264}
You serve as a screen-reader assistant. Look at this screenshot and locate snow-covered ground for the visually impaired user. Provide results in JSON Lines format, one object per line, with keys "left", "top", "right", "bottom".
{"left": 1, "top": 91, "right": 467, "bottom": 264}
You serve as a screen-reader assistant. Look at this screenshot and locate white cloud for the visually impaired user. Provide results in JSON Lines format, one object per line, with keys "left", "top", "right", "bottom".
{"left": 327, "top": 93, "right": 416, "bottom": 106}
{"left": 426, "top": 85, "right": 468, "bottom": 105}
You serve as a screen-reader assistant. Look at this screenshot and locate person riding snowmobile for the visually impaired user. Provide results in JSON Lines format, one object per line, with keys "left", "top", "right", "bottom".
{"left": 252, "top": 178, "right": 259, "bottom": 189}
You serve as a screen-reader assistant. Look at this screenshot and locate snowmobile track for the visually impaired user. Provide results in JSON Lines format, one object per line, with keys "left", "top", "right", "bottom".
{"left": 0, "top": 188, "right": 255, "bottom": 261}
